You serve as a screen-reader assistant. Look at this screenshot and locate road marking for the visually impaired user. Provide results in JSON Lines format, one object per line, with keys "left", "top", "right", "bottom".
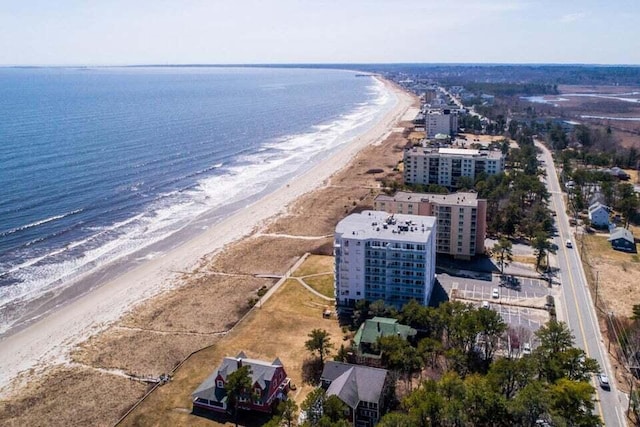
{"left": 551, "top": 168, "right": 607, "bottom": 423}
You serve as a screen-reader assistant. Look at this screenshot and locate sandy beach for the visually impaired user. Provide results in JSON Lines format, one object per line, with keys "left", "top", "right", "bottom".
{"left": 0, "top": 78, "right": 416, "bottom": 402}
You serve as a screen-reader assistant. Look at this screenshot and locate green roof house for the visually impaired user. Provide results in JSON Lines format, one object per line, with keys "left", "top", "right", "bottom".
{"left": 352, "top": 317, "right": 417, "bottom": 366}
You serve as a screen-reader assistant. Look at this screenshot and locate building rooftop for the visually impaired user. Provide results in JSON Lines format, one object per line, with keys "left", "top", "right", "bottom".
{"left": 375, "top": 191, "right": 480, "bottom": 207}
{"left": 322, "top": 362, "right": 388, "bottom": 408}
{"left": 192, "top": 351, "right": 283, "bottom": 401}
{"left": 609, "top": 227, "right": 634, "bottom": 242}
{"left": 335, "top": 211, "right": 435, "bottom": 243}
{"left": 406, "top": 146, "right": 503, "bottom": 160}
{"left": 353, "top": 317, "right": 417, "bottom": 352}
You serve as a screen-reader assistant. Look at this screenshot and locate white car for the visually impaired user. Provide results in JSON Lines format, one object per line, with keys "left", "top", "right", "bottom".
{"left": 597, "top": 373, "right": 610, "bottom": 390}
{"left": 491, "top": 288, "right": 500, "bottom": 299}
{"left": 565, "top": 239, "right": 572, "bottom": 248}
{"left": 522, "top": 342, "right": 531, "bottom": 355}
{"left": 482, "top": 300, "right": 490, "bottom": 309}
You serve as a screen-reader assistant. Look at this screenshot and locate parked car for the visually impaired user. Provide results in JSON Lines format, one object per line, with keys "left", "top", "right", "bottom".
{"left": 565, "top": 239, "right": 572, "bottom": 248}
{"left": 522, "top": 342, "right": 531, "bottom": 355}
{"left": 482, "top": 300, "right": 490, "bottom": 309}
{"left": 492, "top": 288, "right": 500, "bottom": 299}
{"left": 597, "top": 372, "right": 610, "bottom": 390}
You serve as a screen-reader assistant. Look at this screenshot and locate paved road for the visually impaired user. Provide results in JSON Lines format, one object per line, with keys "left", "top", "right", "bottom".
{"left": 537, "top": 141, "right": 627, "bottom": 426}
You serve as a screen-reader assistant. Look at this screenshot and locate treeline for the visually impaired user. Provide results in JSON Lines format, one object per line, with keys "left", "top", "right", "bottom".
{"left": 461, "top": 82, "right": 559, "bottom": 97}
{"left": 343, "top": 300, "right": 600, "bottom": 427}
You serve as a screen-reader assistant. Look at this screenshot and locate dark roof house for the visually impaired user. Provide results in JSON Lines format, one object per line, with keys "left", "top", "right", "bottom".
{"left": 352, "top": 317, "right": 416, "bottom": 366}
{"left": 608, "top": 228, "right": 636, "bottom": 253}
{"left": 192, "top": 351, "right": 290, "bottom": 414}
{"left": 321, "top": 362, "right": 391, "bottom": 427}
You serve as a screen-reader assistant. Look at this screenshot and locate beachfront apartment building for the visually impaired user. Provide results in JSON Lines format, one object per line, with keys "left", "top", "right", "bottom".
{"left": 425, "top": 108, "right": 458, "bottom": 138}
{"left": 334, "top": 211, "right": 436, "bottom": 309}
{"left": 403, "top": 147, "right": 504, "bottom": 189}
{"left": 374, "top": 191, "right": 487, "bottom": 259}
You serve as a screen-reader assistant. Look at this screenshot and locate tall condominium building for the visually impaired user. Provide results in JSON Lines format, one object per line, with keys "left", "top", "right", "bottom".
{"left": 334, "top": 211, "right": 436, "bottom": 309}
{"left": 374, "top": 191, "right": 487, "bottom": 259}
{"left": 425, "top": 108, "right": 458, "bottom": 138}
{"left": 403, "top": 147, "right": 504, "bottom": 189}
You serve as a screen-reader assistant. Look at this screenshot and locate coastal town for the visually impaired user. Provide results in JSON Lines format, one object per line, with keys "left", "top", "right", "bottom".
{"left": 2, "top": 65, "right": 640, "bottom": 427}
{"left": 176, "top": 79, "right": 640, "bottom": 426}
{"left": 2, "top": 2, "right": 640, "bottom": 426}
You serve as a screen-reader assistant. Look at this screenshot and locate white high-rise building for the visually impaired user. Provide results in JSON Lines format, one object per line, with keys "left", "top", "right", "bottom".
{"left": 334, "top": 211, "right": 436, "bottom": 309}
{"left": 403, "top": 147, "right": 504, "bottom": 189}
{"left": 425, "top": 108, "right": 458, "bottom": 138}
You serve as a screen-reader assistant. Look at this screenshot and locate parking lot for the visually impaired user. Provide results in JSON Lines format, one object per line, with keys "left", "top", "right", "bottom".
{"left": 438, "top": 273, "right": 555, "bottom": 332}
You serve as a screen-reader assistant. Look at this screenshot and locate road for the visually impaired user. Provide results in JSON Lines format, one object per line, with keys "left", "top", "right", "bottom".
{"left": 537, "top": 140, "right": 627, "bottom": 426}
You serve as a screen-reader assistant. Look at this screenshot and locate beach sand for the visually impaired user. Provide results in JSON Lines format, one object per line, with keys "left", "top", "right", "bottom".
{"left": 0, "top": 78, "right": 417, "bottom": 413}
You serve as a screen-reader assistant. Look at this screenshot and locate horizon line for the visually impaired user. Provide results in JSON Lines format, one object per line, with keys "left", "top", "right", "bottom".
{"left": 2, "top": 61, "right": 640, "bottom": 69}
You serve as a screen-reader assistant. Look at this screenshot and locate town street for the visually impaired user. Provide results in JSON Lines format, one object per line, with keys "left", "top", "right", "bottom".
{"left": 537, "top": 140, "right": 628, "bottom": 426}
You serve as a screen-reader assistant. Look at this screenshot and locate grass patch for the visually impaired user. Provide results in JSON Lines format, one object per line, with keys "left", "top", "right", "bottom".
{"left": 582, "top": 234, "right": 634, "bottom": 263}
{"left": 292, "top": 255, "right": 334, "bottom": 277}
{"left": 303, "top": 275, "right": 334, "bottom": 298}
{"left": 120, "top": 278, "right": 344, "bottom": 426}
{"left": 512, "top": 255, "right": 537, "bottom": 266}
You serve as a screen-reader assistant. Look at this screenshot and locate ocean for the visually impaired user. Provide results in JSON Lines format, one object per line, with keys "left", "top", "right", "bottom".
{"left": 0, "top": 66, "right": 394, "bottom": 335}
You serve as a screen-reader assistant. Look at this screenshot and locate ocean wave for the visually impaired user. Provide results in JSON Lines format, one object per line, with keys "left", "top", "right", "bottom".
{"left": 0, "top": 73, "right": 395, "bottom": 315}
{"left": 0, "top": 209, "right": 83, "bottom": 238}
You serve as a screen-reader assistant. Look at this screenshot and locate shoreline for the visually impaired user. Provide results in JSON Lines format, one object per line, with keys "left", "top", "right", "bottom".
{"left": 0, "top": 77, "right": 416, "bottom": 397}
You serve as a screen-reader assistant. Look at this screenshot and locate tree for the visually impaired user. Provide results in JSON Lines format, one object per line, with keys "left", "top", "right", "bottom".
{"left": 301, "top": 388, "right": 326, "bottom": 426}
{"left": 548, "top": 379, "right": 601, "bottom": 426}
{"left": 305, "top": 329, "right": 334, "bottom": 366}
{"left": 493, "top": 237, "right": 513, "bottom": 274}
{"left": 225, "top": 365, "right": 253, "bottom": 427}
{"left": 377, "top": 412, "right": 414, "bottom": 427}
{"left": 278, "top": 399, "right": 299, "bottom": 427}
{"left": 379, "top": 335, "right": 423, "bottom": 389}
{"left": 508, "top": 381, "right": 551, "bottom": 427}
{"left": 323, "top": 395, "right": 348, "bottom": 423}
{"left": 617, "top": 183, "right": 639, "bottom": 228}
{"left": 532, "top": 232, "right": 554, "bottom": 271}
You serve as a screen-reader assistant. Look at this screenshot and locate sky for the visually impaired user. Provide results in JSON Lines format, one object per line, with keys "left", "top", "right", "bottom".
{"left": 0, "top": 0, "right": 638, "bottom": 66}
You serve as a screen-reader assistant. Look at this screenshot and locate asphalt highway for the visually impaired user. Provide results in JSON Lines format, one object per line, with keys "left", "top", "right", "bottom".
{"left": 537, "top": 140, "right": 627, "bottom": 426}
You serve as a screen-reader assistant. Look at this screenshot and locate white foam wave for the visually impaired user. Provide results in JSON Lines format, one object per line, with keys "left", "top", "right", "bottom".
{"left": 0, "top": 77, "right": 394, "bottom": 322}
{"left": 0, "top": 209, "right": 83, "bottom": 238}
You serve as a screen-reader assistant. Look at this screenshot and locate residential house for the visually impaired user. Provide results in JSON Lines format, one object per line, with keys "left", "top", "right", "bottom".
{"left": 608, "top": 228, "right": 636, "bottom": 253}
{"left": 374, "top": 191, "right": 487, "bottom": 259}
{"left": 588, "top": 202, "right": 610, "bottom": 229}
{"left": 321, "top": 362, "right": 391, "bottom": 427}
{"left": 192, "top": 352, "right": 290, "bottom": 414}
{"left": 352, "top": 317, "right": 417, "bottom": 366}
{"left": 334, "top": 211, "right": 436, "bottom": 309}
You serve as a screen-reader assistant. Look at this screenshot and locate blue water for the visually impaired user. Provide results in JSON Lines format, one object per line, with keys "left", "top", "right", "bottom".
{"left": 0, "top": 67, "right": 393, "bottom": 331}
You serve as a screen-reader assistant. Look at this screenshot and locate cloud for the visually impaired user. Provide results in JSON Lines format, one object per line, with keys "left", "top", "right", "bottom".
{"left": 560, "top": 12, "right": 586, "bottom": 23}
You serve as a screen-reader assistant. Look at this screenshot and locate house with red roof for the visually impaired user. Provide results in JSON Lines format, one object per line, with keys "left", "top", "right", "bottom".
{"left": 192, "top": 351, "right": 290, "bottom": 414}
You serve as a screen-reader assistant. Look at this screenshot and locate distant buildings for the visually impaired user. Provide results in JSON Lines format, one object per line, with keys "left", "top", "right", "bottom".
{"left": 374, "top": 191, "right": 487, "bottom": 259}
{"left": 334, "top": 211, "right": 436, "bottom": 309}
{"left": 321, "top": 361, "right": 391, "bottom": 427}
{"left": 352, "top": 317, "right": 417, "bottom": 366}
{"left": 192, "top": 352, "right": 289, "bottom": 414}
{"left": 403, "top": 147, "right": 504, "bottom": 189}
{"left": 425, "top": 108, "right": 458, "bottom": 138}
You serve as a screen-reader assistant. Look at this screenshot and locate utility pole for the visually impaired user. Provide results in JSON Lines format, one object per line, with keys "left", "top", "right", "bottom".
{"left": 595, "top": 271, "right": 599, "bottom": 307}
